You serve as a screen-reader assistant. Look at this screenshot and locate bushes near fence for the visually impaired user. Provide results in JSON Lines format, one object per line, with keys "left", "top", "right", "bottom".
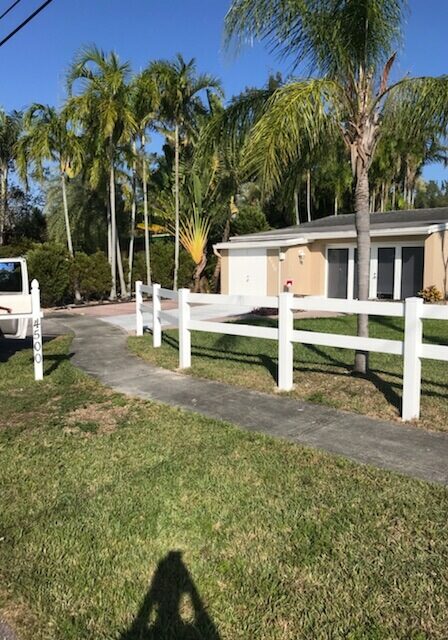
{"left": 2, "top": 238, "right": 197, "bottom": 307}
{"left": 26, "top": 243, "right": 111, "bottom": 306}
{"left": 132, "top": 240, "right": 194, "bottom": 289}
{"left": 70, "top": 251, "right": 112, "bottom": 301}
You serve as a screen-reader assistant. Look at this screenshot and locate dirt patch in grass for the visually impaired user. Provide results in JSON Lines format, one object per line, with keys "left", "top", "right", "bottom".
{"left": 0, "top": 589, "right": 37, "bottom": 640}
{"left": 65, "top": 403, "right": 131, "bottom": 435}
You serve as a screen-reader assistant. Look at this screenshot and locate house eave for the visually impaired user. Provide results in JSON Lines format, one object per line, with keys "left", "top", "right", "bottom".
{"left": 214, "top": 237, "right": 309, "bottom": 250}
{"left": 218, "top": 224, "right": 438, "bottom": 249}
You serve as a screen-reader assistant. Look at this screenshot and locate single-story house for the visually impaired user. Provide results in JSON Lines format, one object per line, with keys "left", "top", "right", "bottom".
{"left": 214, "top": 207, "right": 448, "bottom": 299}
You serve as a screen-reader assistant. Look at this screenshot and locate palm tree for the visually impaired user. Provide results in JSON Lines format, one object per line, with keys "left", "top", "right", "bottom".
{"left": 151, "top": 54, "right": 222, "bottom": 290}
{"left": 0, "top": 110, "right": 22, "bottom": 245}
{"left": 67, "top": 46, "right": 136, "bottom": 300}
{"left": 128, "top": 69, "right": 160, "bottom": 288}
{"left": 224, "top": 0, "right": 448, "bottom": 373}
{"left": 17, "top": 104, "right": 82, "bottom": 259}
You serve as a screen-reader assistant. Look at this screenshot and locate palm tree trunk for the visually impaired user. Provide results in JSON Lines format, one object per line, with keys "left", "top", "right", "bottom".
{"left": 61, "top": 172, "right": 74, "bottom": 256}
{"left": 141, "top": 135, "right": 151, "bottom": 286}
{"left": 0, "top": 164, "right": 7, "bottom": 246}
{"left": 109, "top": 160, "right": 117, "bottom": 300}
{"left": 194, "top": 254, "right": 207, "bottom": 293}
{"left": 61, "top": 172, "right": 81, "bottom": 302}
{"left": 127, "top": 154, "right": 137, "bottom": 295}
{"left": 334, "top": 194, "right": 338, "bottom": 216}
{"left": 116, "top": 236, "right": 127, "bottom": 298}
{"left": 306, "top": 170, "right": 311, "bottom": 222}
{"left": 173, "top": 123, "right": 180, "bottom": 291}
{"left": 107, "top": 197, "right": 112, "bottom": 265}
{"left": 294, "top": 187, "right": 300, "bottom": 224}
{"left": 354, "top": 165, "right": 370, "bottom": 374}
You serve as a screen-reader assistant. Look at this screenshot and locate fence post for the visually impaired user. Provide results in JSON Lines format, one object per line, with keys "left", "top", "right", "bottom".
{"left": 136, "top": 280, "right": 143, "bottom": 336}
{"left": 402, "top": 296, "right": 423, "bottom": 421}
{"left": 152, "top": 283, "right": 162, "bottom": 348}
{"left": 31, "top": 279, "right": 43, "bottom": 381}
{"left": 278, "top": 291, "right": 294, "bottom": 391}
{"left": 178, "top": 288, "right": 191, "bottom": 369}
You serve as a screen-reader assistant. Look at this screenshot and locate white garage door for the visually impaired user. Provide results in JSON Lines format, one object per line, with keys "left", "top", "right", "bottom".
{"left": 229, "top": 248, "right": 267, "bottom": 295}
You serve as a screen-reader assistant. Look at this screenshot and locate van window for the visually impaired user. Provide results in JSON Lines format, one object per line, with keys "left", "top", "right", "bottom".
{"left": 0, "top": 262, "right": 23, "bottom": 293}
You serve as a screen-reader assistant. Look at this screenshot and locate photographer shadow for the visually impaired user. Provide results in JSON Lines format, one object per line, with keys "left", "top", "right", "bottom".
{"left": 119, "top": 550, "right": 220, "bottom": 640}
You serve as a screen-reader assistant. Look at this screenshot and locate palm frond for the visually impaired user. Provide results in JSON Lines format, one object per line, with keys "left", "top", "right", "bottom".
{"left": 225, "top": 0, "right": 407, "bottom": 77}
{"left": 179, "top": 209, "right": 211, "bottom": 265}
{"left": 242, "top": 78, "right": 341, "bottom": 196}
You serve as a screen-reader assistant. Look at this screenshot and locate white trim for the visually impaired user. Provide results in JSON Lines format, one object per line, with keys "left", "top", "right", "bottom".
{"left": 394, "top": 246, "right": 402, "bottom": 300}
{"left": 347, "top": 247, "right": 355, "bottom": 300}
{"left": 215, "top": 237, "right": 308, "bottom": 250}
{"left": 428, "top": 222, "right": 448, "bottom": 233}
{"left": 369, "top": 246, "right": 378, "bottom": 298}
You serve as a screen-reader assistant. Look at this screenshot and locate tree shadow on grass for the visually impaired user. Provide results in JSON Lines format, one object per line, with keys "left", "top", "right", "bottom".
{"left": 302, "top": 343, "right": 402, "bottom": 413}
{"left": 119, "top": 550, "right": 220, "bottom": 640}
{"left": 158, "top": 331, "right": 448, "bottom": 412}
{"left": 162, "top": 333, "right": 279, "bottom": 383}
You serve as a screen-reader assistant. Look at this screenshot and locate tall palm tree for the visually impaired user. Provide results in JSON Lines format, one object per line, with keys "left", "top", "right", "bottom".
{"left": 0, "top": 109, "right": 22, "bottom": 245}
{"left": 128, "top": 69, "right": 160, "bottom": 288}
{"left": 67, "top": 46, "right": 136, "bottom": 300}
{"left": 151, "top": 54, "right": 222, "bottom": 290}
{"left": 224, "top": 0, "right": 448, "bottom": 373}
{"left": 17, "top": 104, "right": 82, "bottom": 259}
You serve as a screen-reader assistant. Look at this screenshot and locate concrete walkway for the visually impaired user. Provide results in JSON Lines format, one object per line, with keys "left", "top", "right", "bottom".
{"left": 47, "top": 314, "right": 448, "bottom": 486}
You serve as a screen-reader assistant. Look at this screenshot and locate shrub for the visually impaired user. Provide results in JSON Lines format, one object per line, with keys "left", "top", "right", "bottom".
{"left": 231, "top": 204, "right": 270, "bottom": 236}
{"left": 71, "top": 251, "right": 111, "bottom": 301}
{"left": 27, "top": 243, "right": 71, "bottom": 307}
{"left": 0, "top": 240, "right": 35, "bottom": 259}
{"left": 132, "top": 240, "right": 194, "bottom": 289}
{"left": 418, "top": 285, "right": 443, "bottom": 303}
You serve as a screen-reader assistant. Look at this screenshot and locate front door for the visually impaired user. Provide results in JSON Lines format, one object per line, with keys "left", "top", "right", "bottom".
{"left": 327, "top": 248, "right": 349, "bottom": 298}
{"left": 377, "top": 247, "right": 395, "bottom": 299}
{"left": 401, "top": 247, "right": 424, "bottom": 298}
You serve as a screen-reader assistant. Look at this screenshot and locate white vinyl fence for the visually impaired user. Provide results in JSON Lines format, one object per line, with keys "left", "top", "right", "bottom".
{"left": 0, "top": 279, "right": 43, "bottom": 380}
{"left": 135, "top": 281, "right": 448, "bottom": 422}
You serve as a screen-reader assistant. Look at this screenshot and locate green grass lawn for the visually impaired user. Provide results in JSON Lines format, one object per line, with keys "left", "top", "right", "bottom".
{"left": 129, "top": 314, "right": 448, "bottom": 431}
{"left": 1, "top": 335, "right": 448, "bottom": 639}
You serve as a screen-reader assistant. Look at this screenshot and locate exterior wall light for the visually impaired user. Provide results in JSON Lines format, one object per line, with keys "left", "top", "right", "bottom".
{"left": 298, "top": 249, "right": 305, "bottom": 264}
{"left": 279, "top": 251, "right": 286, "bottom": 261}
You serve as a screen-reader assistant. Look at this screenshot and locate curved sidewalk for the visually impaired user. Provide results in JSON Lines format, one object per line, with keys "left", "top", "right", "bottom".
{"left": 50, "top": 314, "right": 448, "bottom": 486}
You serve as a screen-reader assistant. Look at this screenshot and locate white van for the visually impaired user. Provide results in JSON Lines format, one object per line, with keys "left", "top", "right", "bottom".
{"left": 0, "top": 257, "right": 30, "bottom": 338}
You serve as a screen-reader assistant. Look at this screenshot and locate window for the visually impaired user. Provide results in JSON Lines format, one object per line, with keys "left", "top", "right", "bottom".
{"left": 0, "top": 262, "right": 23, "bottom": 293}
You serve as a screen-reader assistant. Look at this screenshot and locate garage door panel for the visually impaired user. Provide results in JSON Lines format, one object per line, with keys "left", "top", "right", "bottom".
{"left": 229, "top": 249, "right": 267, "bottom": 295}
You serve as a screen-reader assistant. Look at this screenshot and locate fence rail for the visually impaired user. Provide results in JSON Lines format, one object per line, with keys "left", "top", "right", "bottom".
{"left": 135, "top": 282, "right": 448, "bottom": 422}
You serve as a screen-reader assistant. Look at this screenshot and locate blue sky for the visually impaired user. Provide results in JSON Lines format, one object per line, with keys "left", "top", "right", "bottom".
{"left": 1, "top": 0, "right": 447, "bottom": 181}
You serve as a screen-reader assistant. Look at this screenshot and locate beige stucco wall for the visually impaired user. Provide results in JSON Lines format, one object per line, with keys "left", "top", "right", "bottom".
{"left": 267, "top": 250, "right": 279, "bottom": 295}
{"left": 220, "top": 249, "right": 229, "bottom": 294}
{"left": 279, "top": 243, "right": 326, "bottom": 295}
{"left": 265, "top": 243, "right": 326, "bottom": 295}
{"left": 424, "top": 231, "right": 448, "bottom": 296}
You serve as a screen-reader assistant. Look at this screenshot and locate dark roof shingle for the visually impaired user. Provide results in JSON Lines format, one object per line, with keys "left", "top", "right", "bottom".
{"left": 230, "top": 207, "right": 448, "bottom": 242}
